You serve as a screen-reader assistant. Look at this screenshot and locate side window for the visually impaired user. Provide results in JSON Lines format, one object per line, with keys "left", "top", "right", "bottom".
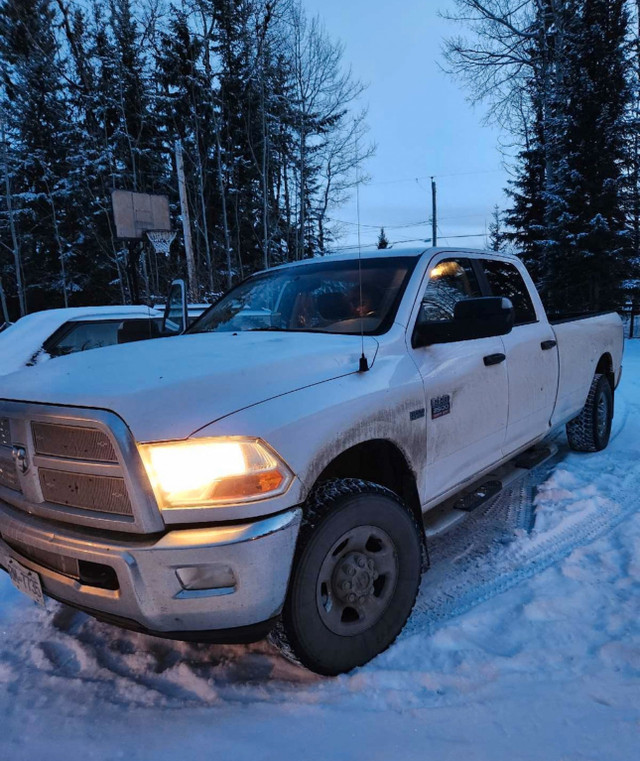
{"left": 482, "top": 260, "right": 537, "bottom": 325}
{"left": 418, "top": 258, "right": 482, "bottom": 322}
{"left": 48, "top": 321, "right": 120, "bottom": 357}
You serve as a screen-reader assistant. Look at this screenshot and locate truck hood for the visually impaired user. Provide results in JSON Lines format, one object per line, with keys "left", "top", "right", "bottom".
{"left": 0, "top": 332, "right": 378, "bottom": 442}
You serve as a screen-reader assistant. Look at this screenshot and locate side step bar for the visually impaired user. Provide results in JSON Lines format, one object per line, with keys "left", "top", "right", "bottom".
{"left": 424, "top": 443, "right": 557, "bottom": 539}
{"left": 454, "top": 480, "right": 502, "bottom": 512}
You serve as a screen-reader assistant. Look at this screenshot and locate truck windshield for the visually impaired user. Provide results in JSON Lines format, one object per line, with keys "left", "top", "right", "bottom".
{"left": 188, "top": 257, "right": 418, "bottom": 336}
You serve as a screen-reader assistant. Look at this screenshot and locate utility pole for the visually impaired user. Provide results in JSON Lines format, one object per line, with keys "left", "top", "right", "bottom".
{"left": 175, "top": 140, "right": 197, "bottom": 301}
{"left": 431, "top": 176, "right": 438, "bottom": 247}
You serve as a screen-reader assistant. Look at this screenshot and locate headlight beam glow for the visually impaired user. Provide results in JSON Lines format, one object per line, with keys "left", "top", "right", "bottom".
{"left": 139, "top": 438, "right": 292, "bottom": 509}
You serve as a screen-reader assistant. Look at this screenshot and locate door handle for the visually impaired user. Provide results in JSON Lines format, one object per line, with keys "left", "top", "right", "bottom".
{"left": 541, "top": 340, "right": 557, "bottom": 351}
{"left": 484, "top": 353, "right": 506, "bottom": 366}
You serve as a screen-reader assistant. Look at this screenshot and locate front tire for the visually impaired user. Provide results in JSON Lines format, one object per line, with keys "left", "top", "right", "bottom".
{"left": 566, "top": 373, "right": 613, "bottom": 452}
{"left": 277, "top": 479, "right": 423, "bottom": 676}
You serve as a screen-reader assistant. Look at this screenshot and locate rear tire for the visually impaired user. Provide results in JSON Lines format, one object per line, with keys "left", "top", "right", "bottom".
{"left": 276, "top": 479, "right": 423, "bottom": 676}
{"left": 566, "top": 373, "right": 613, "bottom": 452}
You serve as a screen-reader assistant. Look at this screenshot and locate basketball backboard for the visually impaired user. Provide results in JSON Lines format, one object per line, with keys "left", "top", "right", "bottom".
{"left": 111, "top": 190, "right": 171, "bottom": 240}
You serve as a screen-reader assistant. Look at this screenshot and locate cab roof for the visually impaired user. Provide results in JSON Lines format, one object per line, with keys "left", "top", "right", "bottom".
{"left": 268, "top": 246, "right": 518, "bottom": 271}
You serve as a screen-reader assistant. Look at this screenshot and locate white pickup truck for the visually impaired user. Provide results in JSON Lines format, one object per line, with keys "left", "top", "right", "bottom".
{"left": 0, "top": 248, "right": 623, "bottom": 675}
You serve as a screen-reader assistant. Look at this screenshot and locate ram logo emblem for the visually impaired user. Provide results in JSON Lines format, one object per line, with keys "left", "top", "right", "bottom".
{"left": 11, "top": 445, "right": 29, "bottom": 474}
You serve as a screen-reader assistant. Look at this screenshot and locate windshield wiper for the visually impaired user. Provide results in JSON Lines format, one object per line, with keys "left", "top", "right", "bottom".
{"left": 246, "top": 326, "right": 287, "bottom": 332}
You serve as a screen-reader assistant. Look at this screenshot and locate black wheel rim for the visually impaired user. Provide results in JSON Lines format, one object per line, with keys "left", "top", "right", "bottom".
{"left": 316, "top": 524, "right": 399, "bottom": 636}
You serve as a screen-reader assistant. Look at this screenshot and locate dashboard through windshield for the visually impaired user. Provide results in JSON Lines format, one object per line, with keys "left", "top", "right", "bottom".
{"left": 188, "top": 257, "right": 418, "bottom": 336}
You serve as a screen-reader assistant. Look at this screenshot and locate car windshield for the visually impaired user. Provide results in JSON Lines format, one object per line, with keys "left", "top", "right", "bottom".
{"left": 188, "top": 257, "right": 418, "bottom": 336}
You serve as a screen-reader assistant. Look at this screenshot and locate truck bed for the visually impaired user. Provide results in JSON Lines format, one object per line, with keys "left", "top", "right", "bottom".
{"left": 547, "top": 310, "right": 618, "bottom": 326}
{"left": 550, "top": 311, "right": 623, "bottom": 427}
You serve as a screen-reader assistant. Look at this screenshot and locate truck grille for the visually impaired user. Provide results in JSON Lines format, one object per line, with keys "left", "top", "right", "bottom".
{"left": 0, "top": 417, "right": 20, "bottom": 492}
{"left": 0, "top": 418, "right": 10, "bottom": 446}
{"left": 32, "top": 422, "right": 117, "bottom": 463}
{"left": 0, "top": 452, "right": 20, "bottom": 492}
{"left": 0, "top": 401, "right": 163, "bottom": 534}
{"left": 39, "top": 468, "right": 133, "bottom": 516}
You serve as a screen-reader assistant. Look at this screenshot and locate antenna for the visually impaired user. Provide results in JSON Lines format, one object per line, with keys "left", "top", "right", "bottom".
{"left": 431, "top": 176, "right": 438, "bottom": 247}
{"left": 356, "top": 130, "right": 369, "bottom": 373}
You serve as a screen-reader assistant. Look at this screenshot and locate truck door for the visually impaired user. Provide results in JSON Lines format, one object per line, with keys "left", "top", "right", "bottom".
{"left": 480, "top": 258, "right": 559, "bottom": 454}
{"left": 410, "top": 257, "right": 510, "bottom": 500}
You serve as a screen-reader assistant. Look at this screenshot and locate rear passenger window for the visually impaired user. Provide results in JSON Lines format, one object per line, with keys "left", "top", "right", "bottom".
{"left": 482, "top": 260, "right": 537, "bottom": 325}
{"left": 419, "top": 258, "right": 482, "bottom": 322}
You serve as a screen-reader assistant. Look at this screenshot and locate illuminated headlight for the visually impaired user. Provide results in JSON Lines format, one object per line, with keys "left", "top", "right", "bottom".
{"left": 138, "top": 437, "right": 293, "bottom": 509}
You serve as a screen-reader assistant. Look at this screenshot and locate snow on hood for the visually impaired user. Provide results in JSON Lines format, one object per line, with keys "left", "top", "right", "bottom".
{"left": 0, "top": 331, "right": 379, "bottom": 442}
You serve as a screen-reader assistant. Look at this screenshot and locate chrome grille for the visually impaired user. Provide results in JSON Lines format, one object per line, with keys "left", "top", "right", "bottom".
{"left": 39, "top": 468, "right": 133, "bottom": 516}
{"left": 0, "top": 418, "right": 10, "bottom": 446}
{"left": 0, "top": 401, "right": 163, "bottom": 534}
{"left": 32, "top": 422, "right": 117, "bottom": 463}
{"left": 0, "top": 452, "right": 20, "bottom": 492}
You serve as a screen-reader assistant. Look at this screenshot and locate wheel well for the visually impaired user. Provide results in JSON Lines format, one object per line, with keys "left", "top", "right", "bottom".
{"left": 596, "top": 353, "right": 612, "bottom": 375}
{"left": 596, "top": 353, "right": 614, "bottom": 388}
{"left": 315, "top": 440, "right": 423, "bottom": 527}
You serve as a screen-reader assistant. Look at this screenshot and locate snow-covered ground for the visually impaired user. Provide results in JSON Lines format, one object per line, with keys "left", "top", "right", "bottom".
{"left": 1, "top": 344, "right": 639, "bottom": 760}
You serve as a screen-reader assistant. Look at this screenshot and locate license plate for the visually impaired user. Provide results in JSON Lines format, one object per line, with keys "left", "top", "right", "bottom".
{"left": 6, "top": 556, "right": 45, "bottom": 607}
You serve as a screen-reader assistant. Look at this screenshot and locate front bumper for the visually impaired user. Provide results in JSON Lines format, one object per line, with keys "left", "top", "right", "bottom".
{"left": 0, "top": 499, "right": 301, "bottom": 636}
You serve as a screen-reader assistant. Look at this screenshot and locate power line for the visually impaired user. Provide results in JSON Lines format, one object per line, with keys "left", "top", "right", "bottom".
{"left": 324, "top": 232, "right": 488, "bottom": 254}
{"left": 328, "top": 213, "right": 492, "bottom": 230}
{"left": 365, "top": 168, "right": 504, "bottom": 187}
{"left": 326, "top": 216, "right": 429, "bottom": 230}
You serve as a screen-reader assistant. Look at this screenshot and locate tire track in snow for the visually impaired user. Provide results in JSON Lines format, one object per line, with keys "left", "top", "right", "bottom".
{"left": 405, "top": 395, "right": 639, "bottom": 638}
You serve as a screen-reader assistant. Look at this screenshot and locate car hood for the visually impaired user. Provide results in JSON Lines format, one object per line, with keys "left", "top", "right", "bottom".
{"left": 0, "top": 331, "right": 379, "bottom": 442}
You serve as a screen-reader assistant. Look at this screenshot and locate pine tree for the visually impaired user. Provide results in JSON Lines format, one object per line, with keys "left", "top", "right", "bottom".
{"left": 155, "top": 8, "right": 216, "bottom": 292}
{"left": 0, "top": 0, "right": 71, "bottom": 311}
{"left": 487, "top": 206, "right": 508, "bottom": 252}
{"left": 446, "top": 0, "right": 634, "bottom": 314}
{"left": 0, "top": 0, "right": 373, "bottom": 316}
{"left": 377, "top": 227, "right": 389, "bottom": 249}
{"left": 505, "top": 84, "right": 548, "bottom": 291}
{"left": 543, "top": 0, "right": 632, "bottom": 312}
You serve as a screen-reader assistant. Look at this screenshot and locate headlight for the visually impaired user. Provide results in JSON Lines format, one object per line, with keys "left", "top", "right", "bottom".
{"left": 138, "top": 437, "right": 293, "bottom": 509}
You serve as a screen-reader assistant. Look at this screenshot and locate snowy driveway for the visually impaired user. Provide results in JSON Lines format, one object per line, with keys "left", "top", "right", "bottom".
{"left": 1, "top": 346, "right": 639, "bottom": 760}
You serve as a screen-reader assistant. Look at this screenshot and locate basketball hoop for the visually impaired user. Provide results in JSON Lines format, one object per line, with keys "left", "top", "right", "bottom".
{"left": 146, "top": 230, "right": 176, "bottom": 256}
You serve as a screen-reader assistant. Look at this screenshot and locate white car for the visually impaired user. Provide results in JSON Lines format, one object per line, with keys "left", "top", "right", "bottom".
{"left": 0, "top": 248, "right": 624, "bottom": 675}
{"left": 0, "top": 305, "right": 163, "bottom": 377}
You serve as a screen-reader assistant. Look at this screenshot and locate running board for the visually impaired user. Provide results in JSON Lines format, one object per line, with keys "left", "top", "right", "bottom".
{"left": 514, "top": 445, "right": 553, "bottom": 470}
{"left": 454, "top": 479, "right": 502, "bottom": 512}
{"left": 424, "top": 443, "right": 558, "bottom": 539}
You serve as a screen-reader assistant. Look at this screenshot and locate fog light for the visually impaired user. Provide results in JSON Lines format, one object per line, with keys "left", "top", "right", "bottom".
{"left": 176, "top": 564, "right": 236, "bottom": 592}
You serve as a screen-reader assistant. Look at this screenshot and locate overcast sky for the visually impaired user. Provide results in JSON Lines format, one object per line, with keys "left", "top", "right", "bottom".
{"left": 303, "top": 0, "right": 510, "bottom": 250}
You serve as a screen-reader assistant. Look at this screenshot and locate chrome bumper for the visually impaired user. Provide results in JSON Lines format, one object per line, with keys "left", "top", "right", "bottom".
{"left": 0, "top": 499, "right": 301, "bottom": 634}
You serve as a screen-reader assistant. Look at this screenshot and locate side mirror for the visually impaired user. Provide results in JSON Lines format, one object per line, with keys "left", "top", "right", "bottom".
{"left": 162, "top": 279, "right": 188, "bottom": 336}
{"left": 413, "top": 297, "right": 514, "bottom": 348}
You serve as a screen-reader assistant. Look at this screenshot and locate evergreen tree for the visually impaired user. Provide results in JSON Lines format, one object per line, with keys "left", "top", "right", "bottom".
{"left": 446, "top": 0, "right": 634, "bottom": 313}
{"left": 0, "top": 0, "right": 372, "bottom": 317}
{"left": 487, "top": 206, "right": 507, "bottom": 252}
{"left": 0, "top": 0, "right": 71, "bottom": 312}
{"left": 505, "top": 85, "right": 548, "bottom": 289}
{"left": 377, "top": 227, "right": 389, "bottom": 249}
{"left": 544, "top": 0, "right": 632, "bottom": 312}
